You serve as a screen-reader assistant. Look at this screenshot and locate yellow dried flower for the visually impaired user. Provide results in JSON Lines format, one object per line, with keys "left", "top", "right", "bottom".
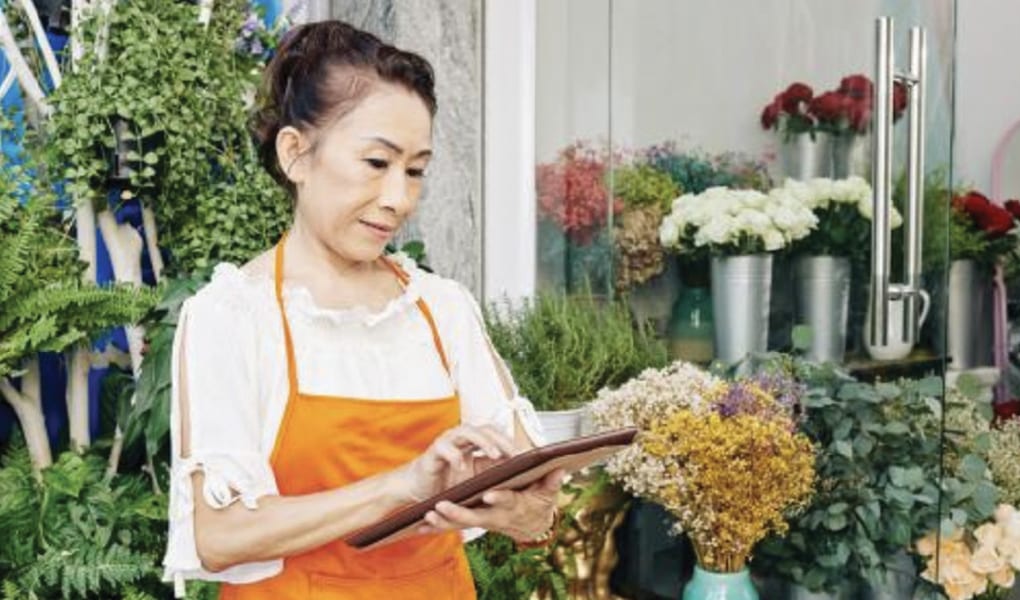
{"left": 641, "top": 409, "right": 815, "bottom": 572}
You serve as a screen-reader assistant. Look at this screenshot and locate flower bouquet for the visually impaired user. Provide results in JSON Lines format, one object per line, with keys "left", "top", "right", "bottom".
{"left": 659, "top": 186, "right": 816, "bottom": 259}
{"left": 609, "top": 162, "right": 680, "bottom": 291}
{"left": 916, "top": 504, "right": 1020, "bottom": 600}
{"left": 659, "top": 186, "right": 817, "bottom": 362}
{"left": 589, "top": 362, "right": 816, "bottom": 575}
{"left": 535, "top": 142, "right": 622, "bottom": 292}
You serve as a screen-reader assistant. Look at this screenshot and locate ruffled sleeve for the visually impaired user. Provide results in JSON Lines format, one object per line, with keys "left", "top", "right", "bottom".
{"left": 445, "top": 282, "right": 546, "bottom": 447}
{"left": 162, "top": 287, "right": 283, "bottom": 596}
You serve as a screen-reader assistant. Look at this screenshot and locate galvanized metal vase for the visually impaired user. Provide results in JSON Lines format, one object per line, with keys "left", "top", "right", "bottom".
{"left": 711, "top": 255, "right": 773, "bottom": 364}
{"left": 794, "top": 256, "right": 851, "bottom": 363}
{"left": 780, "top": 132, "right": 832, "bottom": 180}
{"left": 947, "top": 259, "right": 994, "bottom": 369}
{"left": 831, "top": 133, "right": 871, "bottom": 179}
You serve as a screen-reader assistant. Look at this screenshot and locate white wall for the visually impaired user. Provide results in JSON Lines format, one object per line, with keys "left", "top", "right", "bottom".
{"left": 954, "top": 0, "right": 1020, "bottom": 196}
{"left": 535, "top": 0, "right": 956, "bottom": 176}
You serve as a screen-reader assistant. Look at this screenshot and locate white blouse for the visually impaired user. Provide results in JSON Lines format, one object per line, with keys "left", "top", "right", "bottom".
{"left": 161, "top": 254, "right": 545, "bottom": 595}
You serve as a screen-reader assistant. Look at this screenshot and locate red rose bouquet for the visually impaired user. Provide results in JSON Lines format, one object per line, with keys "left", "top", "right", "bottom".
{"left": 949, "top": 190, "right": 1020, "bottom": 268}
{"left": 761, "top": 75, "right": 908, "bottom": 139}
{"left": 760, "top": 82, "right": 816, "bottom": 141}
{"left": 811, "top": 74, "right": 908, "bottom": 136}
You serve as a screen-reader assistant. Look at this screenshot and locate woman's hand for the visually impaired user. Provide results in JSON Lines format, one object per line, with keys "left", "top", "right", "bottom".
{"left": 416, "top": 468, "right": 566, "bottom": 542}
{"left": 399, "top": 424, "right": 519, "bottom": 503}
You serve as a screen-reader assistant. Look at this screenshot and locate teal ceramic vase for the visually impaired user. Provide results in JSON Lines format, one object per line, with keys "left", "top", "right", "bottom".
{"left": 682, "top": 566, "right": 758, "bottom": 600}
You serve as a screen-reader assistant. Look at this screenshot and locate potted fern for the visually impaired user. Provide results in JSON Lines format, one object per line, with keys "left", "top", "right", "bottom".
{"left": 484, "top": 291, "right": 667, "bottom": 443}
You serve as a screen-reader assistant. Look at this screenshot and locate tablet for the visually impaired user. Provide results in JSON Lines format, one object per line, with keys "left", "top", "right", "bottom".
{"left": 343, "top": 427, "right": 638, "bottom": 550}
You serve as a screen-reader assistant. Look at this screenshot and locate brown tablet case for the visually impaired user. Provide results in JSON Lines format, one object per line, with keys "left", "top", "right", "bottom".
{"left": 344, "top": 427, "right": 639, "bottom": 550}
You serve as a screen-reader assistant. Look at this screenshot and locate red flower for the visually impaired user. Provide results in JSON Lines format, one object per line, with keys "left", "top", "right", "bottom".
{"left": 955, "top": 191, "right": 1015, "bottom": 237}
{"left": 1004, "top": 199, "right": 1020, "bottom": 220}
{"left": 781, "top": 83, "right": 813, "bottom": 114}
{"left": 839, "top": 74, "right": 873, "bottom": 100}
{"left": 536, "top": 144, "right": 622, "bottom": 245}
{"left": 847, "top": 99, "right": 872, "bottom": 133}
{"left": 809, "top": 91, "right": 852, "bottom": 124}
{"left": 761, "top": 99, "right": 781, "bottom": 130}
{"left": 994, "top": 399, "right": 1020, "bottom": 423}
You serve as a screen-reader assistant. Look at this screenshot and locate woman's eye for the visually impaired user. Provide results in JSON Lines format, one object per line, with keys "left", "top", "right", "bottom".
{"left": 365, "top": 158, "right": 389, "bottom": 170}
{"left": 407, "top": 168, "right": 427, "bottom": 179}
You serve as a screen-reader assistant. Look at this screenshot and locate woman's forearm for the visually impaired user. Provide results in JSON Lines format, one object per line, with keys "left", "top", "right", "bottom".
{"left": 193, "top": 464, "right": 412, "bottom": 572}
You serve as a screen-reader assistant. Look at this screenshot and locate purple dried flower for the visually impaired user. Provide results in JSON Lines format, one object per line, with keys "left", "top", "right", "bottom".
{"left": 250, "top": 38, "right": 265, "bottom": 57}
{"left": 749, "top": 371, "right": 805, "bottom": 413}
{"left": 241, "top": 14, "right": 260, "bottom": 37}
{"left": 715, "top": 382, "right": 763, "bottom": 418}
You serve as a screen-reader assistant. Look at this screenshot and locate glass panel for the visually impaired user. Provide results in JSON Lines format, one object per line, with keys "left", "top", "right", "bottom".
{"left": 535, "top": 2, "right": 967, "bottom": 598}
{"left": 535, "top": 0, "right": 613, "bottom": 297}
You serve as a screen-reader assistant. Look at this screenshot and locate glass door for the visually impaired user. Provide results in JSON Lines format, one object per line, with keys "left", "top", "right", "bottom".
{"left": 532, "top": 2, "right": 995, "bottom": 599}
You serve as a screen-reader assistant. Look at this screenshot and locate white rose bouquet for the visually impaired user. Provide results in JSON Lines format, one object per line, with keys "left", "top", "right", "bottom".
{"left": 775, "top": 176, "right": 903, "bottom": 258}
{"left": 659, "top": 186, "right": 817, "bottom": 257}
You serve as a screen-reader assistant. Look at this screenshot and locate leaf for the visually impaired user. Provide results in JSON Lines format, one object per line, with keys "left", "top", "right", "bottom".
{"left": 791, "top": 325, "right": 813, "bottom": 351}
{"left": 832, "top": 418, "right": 853, "bottom": 441}
{"left": 889, "top": 466, "right": 925, "bottom": 490}
{"left": 832, "top": 440, "right": 853, "bottom": 459}
{"left": 827, "top": 502, "right": 849, "bottom": 515}
{"left": 142, "top": 152, "right": 159, "bottom": 165}
{"left": 960, "top": 454, "right": 989, "bottom": 481}
{"left": 852, "top": 435, "right": 875, "bottom": 457}
{"left": 825, "top": 513, "right": 848, "bottom": 531}
{"left": 973, "top": 482, "right": 999, "bottom": 517}
{"left": 955, "top": 373, "right": 985, "bottom": 401}
{"left": 884, "top": 422, "right": 910, "bottom": 435}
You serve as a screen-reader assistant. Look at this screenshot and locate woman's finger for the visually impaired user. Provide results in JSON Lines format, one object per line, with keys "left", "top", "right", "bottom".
{"left": 434, "top": 501, "right": 491, "bottom": 529}
{"left": 540, "top": 468, "right": 567, "bottom": 492}
{"left": 481, "top": 489, "right": 515, "bottom": 507}
{"left": 474, "top": 425, "right": 519, "bottom": 457}
{"left": 446, "top": 428, "right": 506, "bottom": 459}
{"left": 424, "top": 508, "right": 461, "bottom": 531}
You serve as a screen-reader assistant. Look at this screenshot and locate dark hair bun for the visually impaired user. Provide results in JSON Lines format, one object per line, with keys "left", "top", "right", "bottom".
{"left": 252, "top": 20, "right": 437, "bottom": 195}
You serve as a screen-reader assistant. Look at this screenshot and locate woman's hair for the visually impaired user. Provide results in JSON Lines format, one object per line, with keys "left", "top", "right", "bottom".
{"left": 252, "top": 20, "right": 437, "bottom": 196}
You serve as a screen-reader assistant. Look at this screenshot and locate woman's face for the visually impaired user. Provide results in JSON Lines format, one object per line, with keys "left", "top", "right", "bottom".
{"left": 284, "top": 83, "right": 433, "bottom": 263}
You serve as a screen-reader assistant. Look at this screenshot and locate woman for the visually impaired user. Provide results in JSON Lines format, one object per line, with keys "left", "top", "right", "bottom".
{"left": 162, "top": 20, "right": 561, "bottom": 599}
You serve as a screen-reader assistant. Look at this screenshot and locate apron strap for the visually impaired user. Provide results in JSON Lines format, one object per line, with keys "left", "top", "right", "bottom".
{"left": 382, "top": 258, "right": 452, "bottom": 375}
{"left": 274, "top": 233, "right": 300, "bottom": 394}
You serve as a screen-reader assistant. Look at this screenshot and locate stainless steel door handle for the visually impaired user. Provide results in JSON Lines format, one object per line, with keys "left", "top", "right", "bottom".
{"left": 869, "top": 17, "right": 927, "bottom": 348}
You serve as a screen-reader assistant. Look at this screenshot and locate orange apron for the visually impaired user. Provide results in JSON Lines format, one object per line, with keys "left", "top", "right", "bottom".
{"left": 220, "top": 237, "right": 476, "bottom": 599}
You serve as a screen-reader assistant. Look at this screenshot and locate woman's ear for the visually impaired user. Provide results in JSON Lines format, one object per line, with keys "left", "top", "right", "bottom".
{"left": 276, "top": 126, "right": 311, "bottom": 185}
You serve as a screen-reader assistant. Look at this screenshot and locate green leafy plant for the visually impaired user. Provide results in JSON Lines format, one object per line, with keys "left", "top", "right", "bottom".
{"left": 0, "top": 441, "right": 167, "bottom": 599}
{"left": 610, "top": 164, "right": 679, "bottom": 210}
{"left": 484, "top": 291, "right": 667, "bottom": 411}
{"left": 751, "top": 356, "right": 996, "bottom": 593}
{"left": 0, "top": 157, "right": 154, "bottom": 379}
{"left": 46, "top": 0, "right": 290, "bottom": 274}
{"left": 466, "top": 534, "right": 567, "bottom": 600}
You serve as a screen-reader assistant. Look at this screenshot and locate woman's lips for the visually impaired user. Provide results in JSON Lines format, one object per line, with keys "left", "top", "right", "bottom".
{"left": 359, "top": 219, "right": 395, "bottom": 240}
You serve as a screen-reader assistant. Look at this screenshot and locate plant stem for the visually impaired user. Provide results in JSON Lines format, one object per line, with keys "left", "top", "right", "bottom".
{"left": 0, "top": 360, "right": 53, "bottom": 472}
{"left": 66, "top": 345, "right": 92, "bottom": 452}
{"left": 140, "top": 203, "right": 164, "bottom": 283}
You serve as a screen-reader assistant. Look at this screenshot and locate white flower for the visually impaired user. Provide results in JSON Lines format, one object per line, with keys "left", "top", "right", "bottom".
{"left": 659, "top": 185, "right": 816, "bottom": 254}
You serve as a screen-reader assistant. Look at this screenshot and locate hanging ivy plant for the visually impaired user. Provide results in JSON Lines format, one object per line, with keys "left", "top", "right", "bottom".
{"left": 47, "top": 0, "right": 291, "bottom": 274}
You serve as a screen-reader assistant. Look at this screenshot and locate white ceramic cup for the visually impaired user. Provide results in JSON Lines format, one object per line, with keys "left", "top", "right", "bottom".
{"left": 864, "top": 289, "right": 931, "bottom": 360}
